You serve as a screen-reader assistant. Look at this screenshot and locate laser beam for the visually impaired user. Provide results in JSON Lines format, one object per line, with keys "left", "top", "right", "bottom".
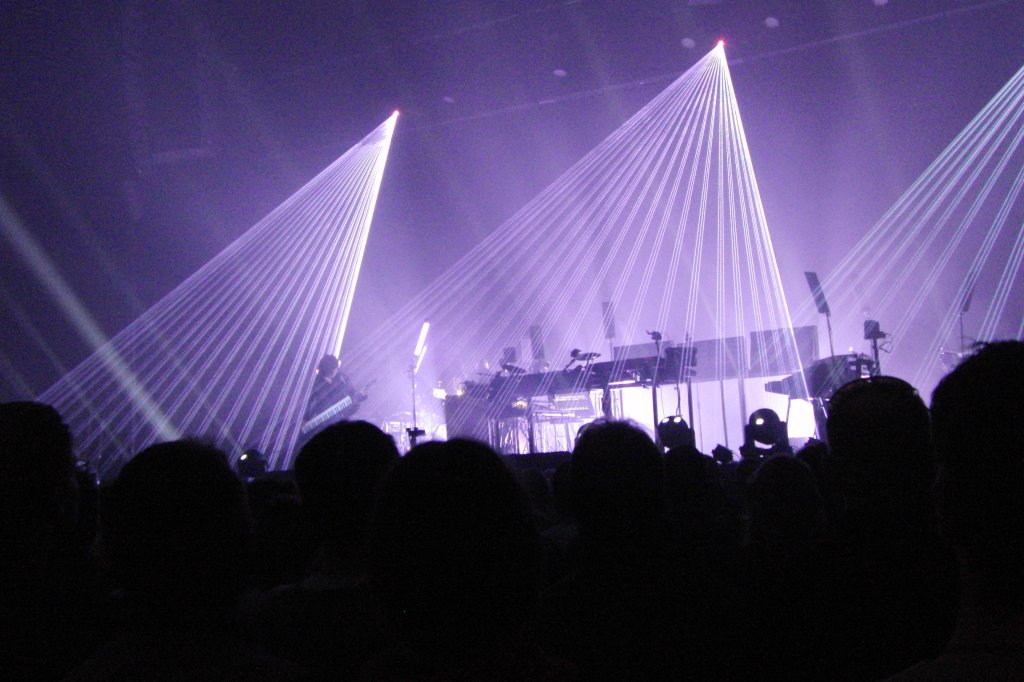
{"left": 37, "top": 113, "right": 399, "bottom": 476}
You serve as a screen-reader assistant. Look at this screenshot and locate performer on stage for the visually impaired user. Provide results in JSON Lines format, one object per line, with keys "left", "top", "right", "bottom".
{"left": 303, "top": 354, "right": 361, "bottom": 426}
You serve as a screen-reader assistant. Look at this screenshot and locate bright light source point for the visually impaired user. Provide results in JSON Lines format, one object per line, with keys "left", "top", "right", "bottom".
{"left": 681, "top": 37, "right": 696, "bottom": 49}
{"left": 553, "top": 69, "right": 568, "bottom": 78}
{"left": 765, "top": 17, "right": 779, "bottom": 29}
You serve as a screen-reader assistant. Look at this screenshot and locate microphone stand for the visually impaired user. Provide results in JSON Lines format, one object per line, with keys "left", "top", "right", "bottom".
{"left": 406, "top": 322, "right": 430, "bottom": 450}
{"left": 648, "top": 331, "right": 662, "bottom": 445}
{"left": 406, "top": 364, "right": 425, "bottom": 449}
{"left": 864, "top": 321, "right": 886, "bottom": 377}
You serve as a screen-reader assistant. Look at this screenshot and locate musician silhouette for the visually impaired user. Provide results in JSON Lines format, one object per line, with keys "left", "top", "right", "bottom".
{"left": 304, "top": 354, "right": 361, "bottom": 429}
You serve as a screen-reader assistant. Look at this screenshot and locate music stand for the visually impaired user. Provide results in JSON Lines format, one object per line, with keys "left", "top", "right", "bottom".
{"left": 805, "top": 272, "right": 835, "bottom": 359}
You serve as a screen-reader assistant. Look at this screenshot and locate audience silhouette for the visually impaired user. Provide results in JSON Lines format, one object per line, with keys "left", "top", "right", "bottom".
{"left": 895, "top": 340, "right": 1024, "bottom": 678}
{"left": 364, "top": 438, "right": 571, "bottom": 680}
{"left": 0, "top": 402, "right": 99, "bottom": 680}
{"left": 540, "top": 420, "right": 737, "bottom": 680}
{"left": 5, "top": 340, "right": 1024, "bottom": 680}
{"left": 816, "top": 376, "right": 959, "bottom": 679}
{"left": 251, "top": 420, "right": 398, "bottom": 680}
{"left": 69, "top": 439, "right": 303, "bottom": 680}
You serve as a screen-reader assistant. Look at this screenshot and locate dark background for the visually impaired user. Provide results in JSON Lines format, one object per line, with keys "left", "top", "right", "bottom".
{"left": 2, "top": 0, "right": 1022, "bottom": 400}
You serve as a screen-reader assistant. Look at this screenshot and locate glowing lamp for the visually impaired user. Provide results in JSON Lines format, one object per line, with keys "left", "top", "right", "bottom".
{"left": 658, "top": 414, "right": 695, "bottom": 450}
{"left": 413, "top": 321, "right": 430, "bottom": 358}
{"left": 237, "top": 448, "right": 267, "bottom": 479}
{"left": 746, "top": 408, "right": 785, "bottom": 447}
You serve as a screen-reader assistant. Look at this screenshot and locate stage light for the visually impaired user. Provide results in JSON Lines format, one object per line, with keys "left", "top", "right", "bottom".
{"left": 746, "top": 408, "right": 786, "bottom": 447}
{"left": 414, "top": 321, "right": 430, "bottom": 358}
{"left": 658, "top": 415, "right": 696, "bottom": 450}
{"left": 237, "top": 448, "right": 267, "bottom": 479}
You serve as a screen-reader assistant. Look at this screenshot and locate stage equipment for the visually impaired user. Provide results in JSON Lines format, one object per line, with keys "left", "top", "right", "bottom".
{"left": 612, "top": 341, "right": 665, "bottom": 361}
{"left": 332, "top": 44, "right": 802, "bottom": 449}
{"left": 407, "top": 321, "right": 430, "bottom": 448}
{"left": 863, "top": 319, "right": 887, "bottom": 375}
{"left": 478, "top": 323, "right": 824, "bottom": 454}
{"left": 237, "top": 448, "right": 267, "bottom": 480}
{"left": 764, "top": 353, "right": 874, "bottom": 442}
{"left": 746, "top": 408, "right": 786, "bottom": 447}
{"left": 501, "top": 346, "right": 517, "bottom": 367}
{"left": 658, "top": 415, "right": 695, "bottom": 451}
{"left": 764, "top": 354, "right": 873, "bottom": 401}
{"left": 742, "top": 408, "right": 791, "bottom": 458}
{"left": 486, "top": 338, "right": 733, "bottom": 453}
{"left": 794, "top": 63, "right": 1024, "bottom": 392}
{"left": 805, "top": 271, "right": 835, "bottom": 359}
{"left": 564, "top": 348, "right": 600, "bottom": 371}
{"left": 300, "top": 394, "right": 355, "bottom": 435}
{"left": 443, "top": 391, "right": 495, "bottom": 444}
{"left": 647, "top": 330, "right": 664, "bottom": 442}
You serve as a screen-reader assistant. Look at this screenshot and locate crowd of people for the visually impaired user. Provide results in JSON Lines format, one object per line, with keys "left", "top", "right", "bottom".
{"left": 1, "top": 340, "right": 1022, "bottom": 680}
